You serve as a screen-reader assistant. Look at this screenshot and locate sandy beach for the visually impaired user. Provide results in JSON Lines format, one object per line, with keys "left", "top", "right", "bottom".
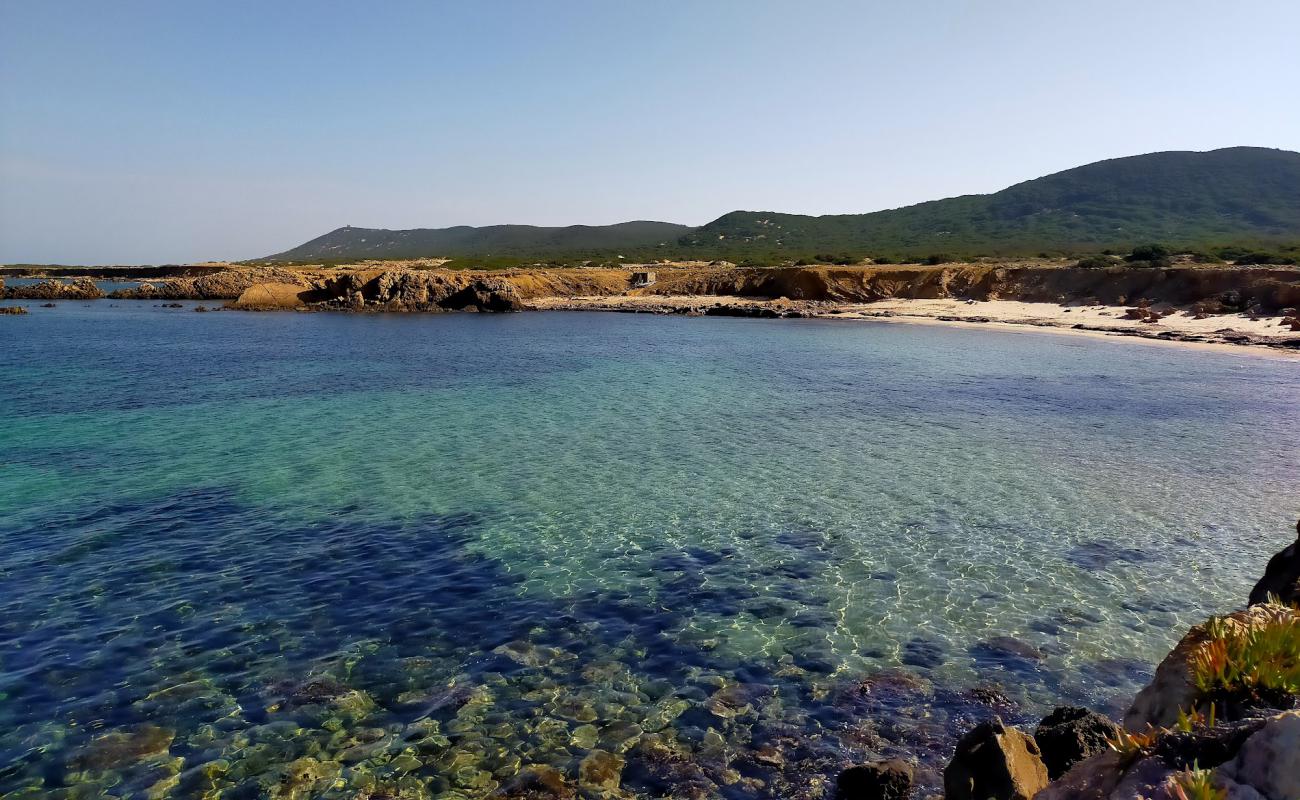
{"left": 528, "top": 294, "right": 1300, "bottom": 354}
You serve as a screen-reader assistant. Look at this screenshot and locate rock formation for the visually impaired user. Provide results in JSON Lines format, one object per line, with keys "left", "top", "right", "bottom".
{"left": 1034, "top": 707, "right": 1120, "bottom": 780}
{"left": 1249, "top": 518, "right": 1300, "bottom": 606}
{"left": 2, "top": 277, "right": 104, "bottom": 300}
{"left": 943, "top": 719, "right": 1050, "bottom": 800}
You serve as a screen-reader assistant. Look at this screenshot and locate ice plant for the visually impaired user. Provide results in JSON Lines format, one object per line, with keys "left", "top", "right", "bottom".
{"left": 1189, "top": 612, "right": 1300, "bottom": 700}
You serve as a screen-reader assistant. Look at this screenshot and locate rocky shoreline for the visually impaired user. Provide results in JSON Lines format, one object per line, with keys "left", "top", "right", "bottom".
{"left": 834, "top": 520, "right": 1300, "bottom": 800}
{"left": 5, "top": 263, "right": 1300, "bottom": 351}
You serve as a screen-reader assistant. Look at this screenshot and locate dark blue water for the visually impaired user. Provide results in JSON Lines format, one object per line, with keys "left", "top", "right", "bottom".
{"left": 1, "top": 303, "right": 1297, "bottom": 798}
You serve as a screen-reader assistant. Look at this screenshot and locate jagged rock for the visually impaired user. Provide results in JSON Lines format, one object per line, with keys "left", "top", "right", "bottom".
{"left": 835, "top": 758, "right": 915, "bottom": 800}
{"left": 1125, "top": 604, "right": 1300, "bottom": 731}
{"left": 0, "top": 305, "right": 28, "bottom": 315}
{"left": 1035, "top": 707, "right": 1120, "bottom": 779}
{"left": 1249, "top": 519, "right": 1300, "bottom": 606}
{"left": 3, "top": 277, "right": 103, "bottom": 300}
{"left": 1038, "top": 712, "right": 1299, "bottom": 800}
{"left": 943, "top": 719, "right": 1049, "bottom": 800}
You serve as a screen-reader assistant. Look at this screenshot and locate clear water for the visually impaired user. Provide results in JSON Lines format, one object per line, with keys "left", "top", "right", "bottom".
{"left": 1, "top": 303, "right": 1297, "bottom": 799}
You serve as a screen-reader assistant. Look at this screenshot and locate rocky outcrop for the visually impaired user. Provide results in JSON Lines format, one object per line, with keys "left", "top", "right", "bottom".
{"left": 943, "top": 719, "right": 1049, "bottom": 800}
{"left": 3, "top": 277, "right": 104, "bottom": 300}
{"left": 1249, "top": 519, "right": 1300, "bottom": 606}
{"left": 0, "top": 305, "right": 28, "bottom": 315}
{"left": 110, "top": 267, "right": 311, "bottom": 300}
{"left": 1124, "top": 604, "right": 1300, "bottom": 731}
{"left": 1034, "top": 707, "right": 1120, "bottom": 780}
{"left": 230, "top": 282, "right": 309, "bottom": 310}
{"left": 835, "top": 758, "right": 915, "bottom": 800}
{"left": 1039, "top": 711, "right": 1299, "bottom": 800}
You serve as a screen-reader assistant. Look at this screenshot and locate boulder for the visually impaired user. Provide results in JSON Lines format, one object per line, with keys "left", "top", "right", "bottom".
{"left": 1034, "top": 706, "right": 1120, "bottom": 779}
{"left": 943, "top": 719, "right": 1049, "bottom": 800}
{"left": 835, "top": 758, "right": 915, "bottom": 800}
{"left": 0, "top": 305, "right": 28, "bottom": 315}
{"left": 1248, "top": 519, "right": 1300, "bottom": 606}
{"left": 230, "top": 282, "right": 308, "bottom": 310}
{"left": 1217, "top": 710, "right": 1300, "bottom": 800}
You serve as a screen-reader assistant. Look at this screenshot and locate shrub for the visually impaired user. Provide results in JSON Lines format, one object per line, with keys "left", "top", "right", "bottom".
{"left": 924, "top": 253, "right": 954, "bottom": 265}
{"left": 1232, "top": 251, "right": 1298, "bottom": 266}
{"left": 1125, "top": 244, "right": 1172, "bottom": 267}
{"left": 1075, "top": 255, "right": 1118, "bottom": 269}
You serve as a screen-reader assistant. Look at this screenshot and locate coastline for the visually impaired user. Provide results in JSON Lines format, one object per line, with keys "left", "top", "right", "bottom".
{"left": 527, "top": 294, "right": 1300, "bottom": 356}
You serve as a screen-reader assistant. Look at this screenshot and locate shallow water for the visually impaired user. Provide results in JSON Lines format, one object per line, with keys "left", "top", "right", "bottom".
{"left": 1, "top": 304, "right": 1297, "bottom": 798}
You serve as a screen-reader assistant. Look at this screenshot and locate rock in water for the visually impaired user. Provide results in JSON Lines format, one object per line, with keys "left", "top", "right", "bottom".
{"left": 1034, "top": 707, "right": 1120, "bottom": 779}
{"left": 836, "top": 758, "right": 915, "bottom": 800}
{"left": 578, "top": 749, "right": 623, "bottom": 792}
{"left": 943, "top": 719, "right": 1049, "bottom": 800}
{"left": 1249, "top": 518, "right": 1300, "bottom": 606}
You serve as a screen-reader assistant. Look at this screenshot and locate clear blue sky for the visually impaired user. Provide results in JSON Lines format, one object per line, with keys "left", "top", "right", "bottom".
{"left": 2, "top": 0, "right": 1298, "bottom": 264}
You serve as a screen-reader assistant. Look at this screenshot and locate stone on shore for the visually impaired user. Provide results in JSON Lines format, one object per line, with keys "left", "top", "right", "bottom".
{"left": 943, "top": 719, "right": 1049, "bottom": 800}
{"left": 1034, "top": 706, "right": 1120, "bottom": 779}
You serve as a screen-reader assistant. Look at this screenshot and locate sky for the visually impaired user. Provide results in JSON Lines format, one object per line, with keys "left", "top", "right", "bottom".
{"left": 1, "top": 1, "right": 1298, "bottom": 264}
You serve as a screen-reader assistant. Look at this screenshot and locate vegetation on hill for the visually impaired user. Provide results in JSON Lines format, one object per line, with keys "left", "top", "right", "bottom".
{"left": 261, "top": 221, "right": 691, "bottom": 264}
{"left": 259, "top": 148, "right": 1300, "bottom": 266}
{"left": 677, "top": 147, "right": 1300, "bottom": 262}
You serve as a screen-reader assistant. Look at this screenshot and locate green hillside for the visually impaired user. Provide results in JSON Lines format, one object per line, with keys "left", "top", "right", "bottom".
{"left": 679, "top": 147, "right": 1300, "bottom": 260}
{"left": 262, "top": 148, "right": 1300, "bottom": 264}
{"left": 263, "top": 221, "right": 690, "bottom": 263}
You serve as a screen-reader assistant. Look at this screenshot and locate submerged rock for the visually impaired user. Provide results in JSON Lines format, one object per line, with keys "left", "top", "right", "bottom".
{"left": 1034, "top": 706, "right": 1119, "bottom": 780}
{"left": 578, "top": 749, "right": 624, "bottom": 792}
{"left": 835, "top": 758, "right": 915, "bottom": 800}
{"left": 943, "top": 719, "right": 1049, "bottom": 800}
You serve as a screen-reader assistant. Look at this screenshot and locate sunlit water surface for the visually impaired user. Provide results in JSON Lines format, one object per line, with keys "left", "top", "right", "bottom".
{"left": 1, "top": 303, "right": 1297, "bottom": 798}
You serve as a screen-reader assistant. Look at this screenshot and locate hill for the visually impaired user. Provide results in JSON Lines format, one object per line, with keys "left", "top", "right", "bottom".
{"left": 679, "top": 147, "right": 1300, "bottom": 260}
{"left": 262, "top": 221, "right": 690, "bottom": 263}
{"left": 261, "top": 148, "right": 1300, "bottom": 264}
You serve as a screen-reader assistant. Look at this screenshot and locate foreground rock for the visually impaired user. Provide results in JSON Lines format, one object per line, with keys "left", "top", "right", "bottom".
{"left": 1034, "top": 707, "right": 1120, "bottom": 780}
{"left": 1249, "top": 518, "right": 1300, "bottom": 606}
{"left": 943, "top": 719, "right": 1049, "bottom": 800}
{"left": 3, "top": 277, "right": 103, "bottom": 300}
{"left": 1039, "top": 710, "right": 1300, "bottom": 800}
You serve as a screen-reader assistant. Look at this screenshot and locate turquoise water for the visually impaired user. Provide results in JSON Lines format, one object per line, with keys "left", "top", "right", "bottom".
{"left": 1, "top": 303, "right": 1297, "bottom": 798}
